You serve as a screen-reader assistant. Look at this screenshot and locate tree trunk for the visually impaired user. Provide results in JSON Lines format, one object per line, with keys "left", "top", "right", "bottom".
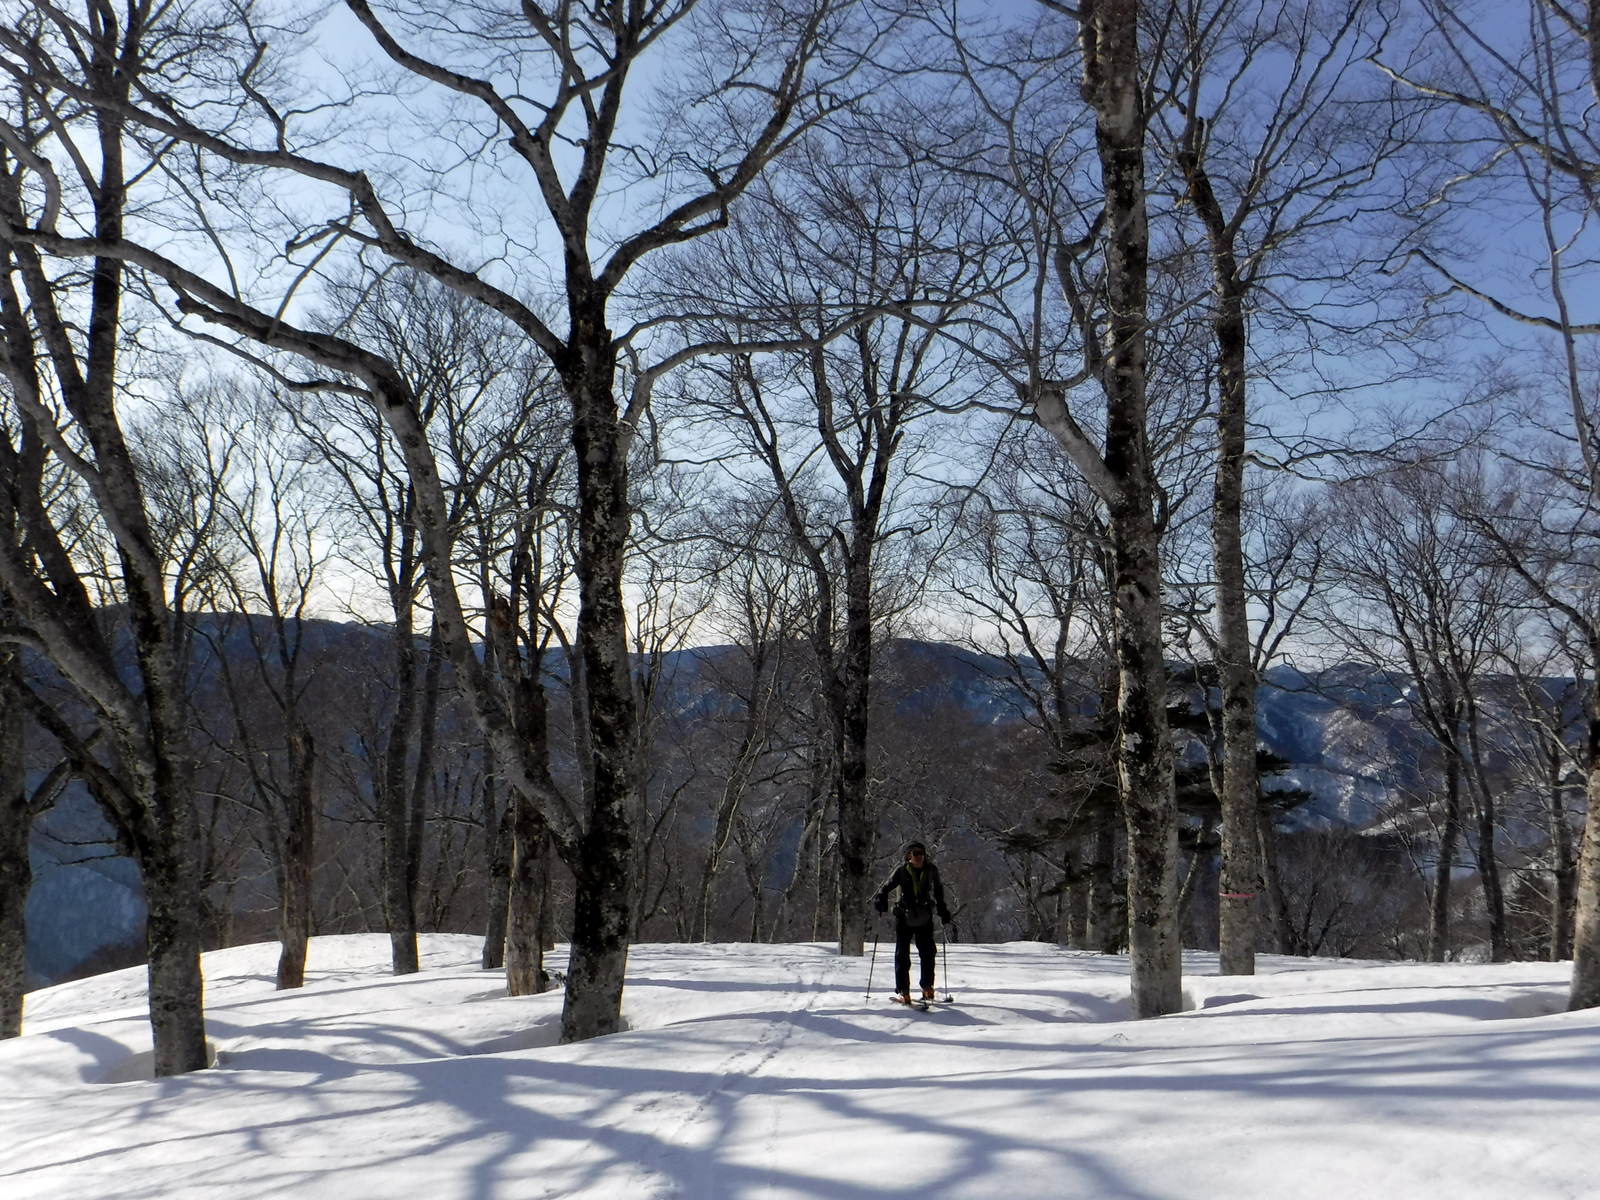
{"left": 1472, "top": 783, "right": 1508, "bottom": 961}
{"left": 1182, "top": 140, "right": 1259, "bottom": 977}
{"left": 382, "top": 608, "right": 420, "bottom": 976}
{"left": 406, "top": 624, "right": 443, "bottom": 928}
{"left": 835, "top": 554, "right": 874, "bottom": 957}
{"left": 0, "top": 646, "right": 27, "bottom": 1038}
{"left": 275, "top": 721, "right": 315, "bottom": 989}
{"left": 1256, "top": 809, "right": 1292, "bottom": 955}
{"left": 506, "top": 795, "right": 550, "bottom": 996}
{"left": 1551, "top": 738, "right": 1577, "bottom": 961}
{"left": 1428, "top": 755, "right": 1462, "bottom": 963}
{"left": 142, "top": 835, "right": 208, "bottom": 1076}
{"left": 1086, "top": 817, "right": 1121, "bottom": 953}
{"left": 0, "top": 91, "right": 207, "bottom": 1069}
{"left": 558, "top": 309, "right": 638, "bottom": 1043}
{"left": 482, "top": 764, "right": 511, "bottom": 970}
{"left": 1569, "top": 703, "right": 1600, "bottom": 1008}
{"left": 1079, "top": 0, "right": 1181, "bottom": 1018}
{"left": 1463, "top": 707, "right": 1508, "bottom": 961}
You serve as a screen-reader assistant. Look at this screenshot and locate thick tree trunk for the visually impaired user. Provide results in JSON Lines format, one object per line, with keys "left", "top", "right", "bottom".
{"left": 0, "top": 648, "right": 27, "bottom": 1038}
{"left": 406, "top": 626, "right": 443, "bottom": 922}
{"left": 382, "top": 609, "right": 420, "bottom": 976}
{"left": 506, "top": 795, "right": 550, "bottom": 996}
{"left": 558, "top": 309, "right": 638, "bottom": 1043}
{"left": 276, "top": 721, "right": 315, "bottom": 989}
{"left": 1428, "top": 755, "right": 1462, "bottom": 963}
{"left": 1094, "top": 0, "right": 1181, "bottom": 1020}
{"left": 1182, "top": 142, "right": 1259, "bottom": 977}
{"left": 482, "top": 765, "right": 511, "bottom": 970}
{"left": 1472, "top": 784, "right": 1508, "bottom": 961}
{"left": 1464, "top": 708, "right": 1508, "bottom": 961}
{"left": 1569, "top": 706, "right": 1600, "bottom": 1008}
{"left": 835, "top": 557, "right": 874, "bottom": 957}
{"left": 142, "top": 835, "right": 208, "bottom": 1076}
{"left": 1551, "top": 739, "right": 1576, "bottom": 961}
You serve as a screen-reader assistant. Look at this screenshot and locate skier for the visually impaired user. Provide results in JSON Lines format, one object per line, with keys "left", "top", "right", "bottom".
{"left": 873, "top": 841, "right": 952, "bottom": 1007}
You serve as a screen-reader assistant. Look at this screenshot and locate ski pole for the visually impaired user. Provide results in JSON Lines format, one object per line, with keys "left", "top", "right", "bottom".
{"left": 866, "top": 920, "right": 881, "bottom": 999}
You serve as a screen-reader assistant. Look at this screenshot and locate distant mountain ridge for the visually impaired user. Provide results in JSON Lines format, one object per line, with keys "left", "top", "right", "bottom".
{"left": 24, "top": 622, "right": 1437, "bottom": 985}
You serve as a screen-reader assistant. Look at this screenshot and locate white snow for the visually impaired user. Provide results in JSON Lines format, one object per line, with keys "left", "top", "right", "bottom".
{"left": 3, "top": 935, "right": 1597, "bottom": 1198}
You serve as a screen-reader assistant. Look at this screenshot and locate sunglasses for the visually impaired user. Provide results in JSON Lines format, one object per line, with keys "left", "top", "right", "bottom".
{"left": 908, "top": 850, "right": 925, "bottom": 858}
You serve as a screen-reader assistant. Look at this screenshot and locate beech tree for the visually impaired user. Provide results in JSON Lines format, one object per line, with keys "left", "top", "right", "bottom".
{"left": 0, "top": 26, "right": 208, "bottom": 1070}
{"left": 0, "top": 0, "right": 881, "bottom": 1039}
{"left": 187, "top": 386, "right": 333, "bottom": 989}
{"left": 1378, "top": 0, "right": 1600, "bottom": 999}
{"left": 0, "top": 580, "right": 72, "bottom": 1037}
{"left": 1158, "top": 0, "right": 1403, "bottom": 974}
{"left": 927, "top": 0, "right": 1181, "bottom": 1014}
{"left": 1320, "top": 464, "right": 1517, "bottom": 961}
{"left": 666, "top": 122, "right": 991, "bottom": 952}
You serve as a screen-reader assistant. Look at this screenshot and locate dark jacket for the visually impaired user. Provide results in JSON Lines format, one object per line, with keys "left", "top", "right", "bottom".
{"left": 874, "top": 860, "right": 950, "bottom": 927}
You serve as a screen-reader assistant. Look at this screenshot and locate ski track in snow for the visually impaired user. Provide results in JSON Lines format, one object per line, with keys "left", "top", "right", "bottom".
{"left": 2, "top": 935, "right": 1597, "bottom": 1199}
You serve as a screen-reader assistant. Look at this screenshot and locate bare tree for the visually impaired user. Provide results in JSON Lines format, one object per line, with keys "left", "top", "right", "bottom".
{"left": 0, "top": 0, "right": 877, "bottom": 1040}
{"left": 1376, "top": 0, "right": 1600, "bottom": 1000}
{"left": 183, "top": 385, "right": 335, "bottom": 989}
{"left": 0, "top": 583, "right": 72, "bottom": 1036}
{"left": 1157, "top": 0, "right": 1405, "bottom": 975}
{"left": 1320, "top": 463, "right": 1518, "bottom": 961}
{"left": 1029, "top": 0, "right": 1182, "bottom": 1015}
{"left": 0, "top": 29, "right": 211, "bottom": 1072}
{"left": 665, "top": 124, "right": 986, "bottom": 952}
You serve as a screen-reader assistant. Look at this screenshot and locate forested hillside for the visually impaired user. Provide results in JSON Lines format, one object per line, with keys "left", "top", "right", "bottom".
{"left": 3, "top": 0, "right": 1600, "bottom": 1078}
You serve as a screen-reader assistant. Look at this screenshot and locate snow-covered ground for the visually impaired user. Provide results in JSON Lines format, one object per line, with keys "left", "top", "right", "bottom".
{"left": 3, "top": 935, "right": 1595, "bottom": 1199}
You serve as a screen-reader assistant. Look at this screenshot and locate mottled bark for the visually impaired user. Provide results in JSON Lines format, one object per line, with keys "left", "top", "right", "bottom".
{"left": 406, "top": 625, "right": 443, "bottom": 913}
{"left": 1084, "top": 0, "right": 1182, "bottom": 1018}
{"left": 1551, "top": 739, "right": 1577, "bottom": 961}
{"left": 0, "top": 641, "right": 27, "bottom": 1038}
{"left": 0, "top": 21, "right": 205, "bottom": 1070}
{"left": 481, "top": 765, "right": 511, "bottom": 970}
{"left": 1180, "top": 128, "right": 1257, "bottom": 976}
{"left": 835, "top": 546, "right": 875, "bottom": 956}
{"left": 506, "top": 795, "right": 550, "bottom": 995}
{"left": 1463, "top": 703, "right": 1508, "bottom": 961}
{"left": 276, "top": 721, "right": 315, "bottom": 990}
{"left": 381, "top": 608, "right": 420, "bottom": 976}
{"left": 558, "top": 307, "right": 637, "bottom": 1042}
{"left": 1570, "top": 706, "right": 1600, "bottom": 1007}
{"left": 141, "top": 833, "right": 208, "bottom": 1074}
{"left": 1428, "top": 755, "right": 1462, "bottom": 963}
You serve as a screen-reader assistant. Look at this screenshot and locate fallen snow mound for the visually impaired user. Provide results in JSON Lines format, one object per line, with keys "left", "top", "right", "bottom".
{"left": 3, "top": 935, "right": 1596, "bottom": 1199}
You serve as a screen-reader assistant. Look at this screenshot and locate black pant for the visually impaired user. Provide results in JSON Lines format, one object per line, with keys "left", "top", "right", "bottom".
{"left": 894, "top": 920, "right": 937, "bottom": 994}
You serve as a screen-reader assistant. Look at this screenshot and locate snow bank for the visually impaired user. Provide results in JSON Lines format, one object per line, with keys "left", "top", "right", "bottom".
{"left": 2, "top": 936, "right": 1595, "bottom": 1199}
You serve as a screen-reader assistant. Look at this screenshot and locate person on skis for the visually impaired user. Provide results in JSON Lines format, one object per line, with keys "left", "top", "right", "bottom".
{"left": 873, "top": 841, "right": 952, "bottom": 1006}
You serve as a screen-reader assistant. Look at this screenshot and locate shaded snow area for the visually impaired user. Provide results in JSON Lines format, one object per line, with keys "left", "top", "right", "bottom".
{"left": 3, "top": 936, "right": 1596, "bottom": 1199}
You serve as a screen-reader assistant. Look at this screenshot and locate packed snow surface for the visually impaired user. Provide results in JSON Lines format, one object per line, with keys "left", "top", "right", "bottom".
{"left": 2, "top": 935, "right": 1595, "bottom": 1198}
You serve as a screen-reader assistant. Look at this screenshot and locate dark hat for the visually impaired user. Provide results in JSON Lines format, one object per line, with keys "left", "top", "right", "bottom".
{"left": 905, "top": 841, "right": 926, "bottom": 855}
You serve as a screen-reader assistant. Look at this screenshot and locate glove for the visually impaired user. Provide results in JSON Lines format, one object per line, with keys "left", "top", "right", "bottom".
{"left": 873, "top": 896, "right": 887, "bottom": 915}
{"left": 937, "top": 907, "right": 952, "bottom": 925}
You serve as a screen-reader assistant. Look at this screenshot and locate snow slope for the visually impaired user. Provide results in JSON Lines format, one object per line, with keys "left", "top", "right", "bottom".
{"left": 3, "top": 935, "right": 1596, "bottom": 1199}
